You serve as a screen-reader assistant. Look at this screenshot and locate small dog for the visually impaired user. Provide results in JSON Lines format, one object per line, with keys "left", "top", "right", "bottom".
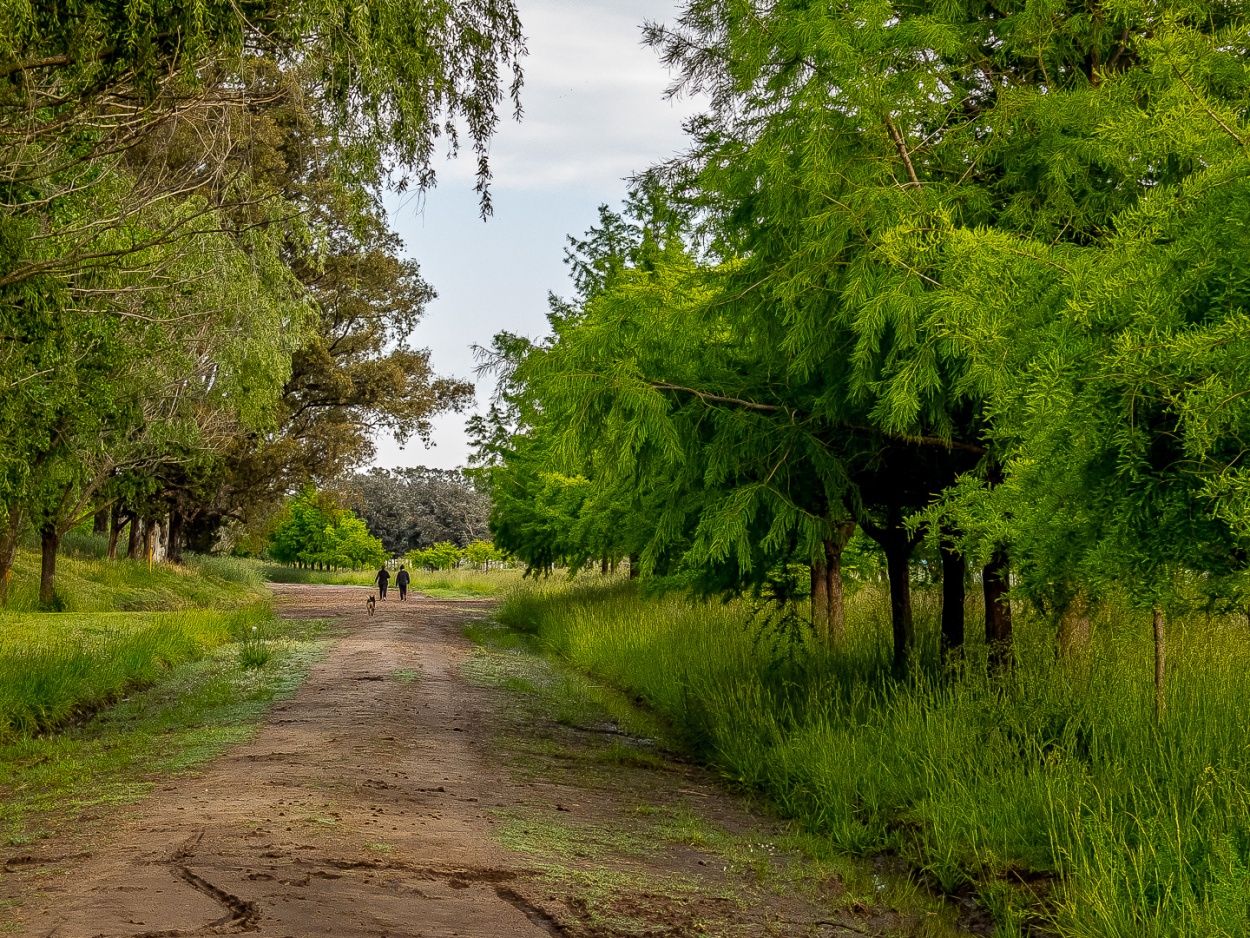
{"left": 366, "top": 594, "right": 377, "bottom": 616}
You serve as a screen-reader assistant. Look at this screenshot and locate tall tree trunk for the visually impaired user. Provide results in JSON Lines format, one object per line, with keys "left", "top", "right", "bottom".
{"left": 126, "top": 513, "right": 140, "bottom": 559}
{"left": 107, "top": 504, "right": 122, "bottom": 560}
{"left": 983, "top": 548, "right": 1013, "bottom": 674}
{"left": 1058, "top": 592, "right": 1092, "bottom": 658}
{"left": 40, "top": 523, "right": 59, "bottom": 607}
{"left": 142, "top": 519, "right": 155, "bottom": 568}
{"left": 810, "top": 553, "right": 830, "bottom": 636}
{"left": 92, "top": 508, "right": 109, "bottom": 535}
{"left": 0, "top": 506, "right": 23, "bottom": 607}
{"left": 813, "top": 522, "right": 855, "bottom": 646}
{"left": 940, "top": 541, "right": 966, "bottom": 664}
{"left": 600, "top": 556, "right": 609, "bottom": 575}
{"left": 883, "top": 539, "right": 914, "bottom": 674}
{"left": 1153, "top": 605, "right": 1166, "bottom": 721}
{"left": 167, "top": 510, "right": 184, "bottom": 565}
{"left": 628, "top": 552, "right": 640, "bottom": 580}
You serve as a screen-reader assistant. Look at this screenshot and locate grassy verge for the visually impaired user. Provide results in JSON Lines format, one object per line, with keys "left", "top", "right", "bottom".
{"left": 499, "top": 580, "right": 1250, "bottom": 937}
{"left": 462, "top": 616, "right": 964, "bottom": 936}
{"left": 5, "top": 535, "right": 264, "bottom": 613}
{"left": 0, "top": 605, "right": 269, "bottom": 738}
{"left": 0, "top": 611, "right": 331, "bottom": 849}
{"left": 259, "top": 562, "right": 526, "bottom": 598}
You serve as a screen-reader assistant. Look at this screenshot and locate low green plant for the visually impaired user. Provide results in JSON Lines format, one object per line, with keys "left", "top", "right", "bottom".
{"left": 499, "top": 580, "right": 1250, "bottom": 937}
{"left": 236, "top": 621, "right": 271, "bottom": 670}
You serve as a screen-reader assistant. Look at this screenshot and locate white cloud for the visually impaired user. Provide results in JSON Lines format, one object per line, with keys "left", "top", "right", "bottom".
{"left": 371, "top": 0, "right": 704, "bottom": 471}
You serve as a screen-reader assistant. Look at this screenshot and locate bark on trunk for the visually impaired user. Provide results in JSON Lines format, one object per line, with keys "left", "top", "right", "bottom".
{"left": 107, "top": 504, "right": 122, "bottom": 561}
{"left": 126, "top": 513, "right": 140, "bottom": 559}
{"left": 810, "top": 553, "right": 829, "bottom": 637}
{"left": 827, "top": 537, "right": 847, "bottom": 646}
{"left": 39, "top": 523, "right": 59, "bottom": 607}
{"left": 1153, "top": 605, "right": 1166, "bottom": 721}
{"left": 983, "top": 548, "right": 1013, "bottom": 674}
{"left": 167, "top": 510, "right": 184, "bottom": 565}
{"left": 141, "top": 518, "right": 155, "bottom": 568}
{"left": 884, "top": 540, "right": 915, "bottom": 674}
{"left": 0, "top": 506, "right": 23, "bottom": 607}
{"left": 940, "top": 541, "right": 966, "bottom": 664}
{"left": 600, "top": 556, "right": 609, "bottom": 575}
{"left": 1058, "top": 592, "right": 1092, "bottom": 659}
{"left": 93, "top": 508, "right": 109, "bottom": 535}
{"left": 628, "top": 552, "right": 640, "bottom": 580}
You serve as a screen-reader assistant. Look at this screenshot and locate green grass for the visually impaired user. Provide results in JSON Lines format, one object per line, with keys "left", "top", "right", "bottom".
{"left": 0, "top": 605, "right": 271, "bottom": 739}
{"left": 499, "top": 580, "right": 1250, "bottom": 938}
{"left": 258, "top": 562, "right": 525, "bottom": 597}
{"left": 0, "top": 613, "right": 330, "bottom": 848}
{"left": 4, "top": 537, "right": 265, "bottom": 613}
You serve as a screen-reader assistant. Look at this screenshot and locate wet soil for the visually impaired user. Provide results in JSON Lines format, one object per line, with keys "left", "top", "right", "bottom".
{"left": 1, "top": 584, "right": 953, "bottom": 937}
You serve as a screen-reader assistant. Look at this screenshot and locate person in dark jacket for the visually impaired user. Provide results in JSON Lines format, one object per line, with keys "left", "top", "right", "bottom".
{"left": 374, "top": 565, "right": 390, "bottom": 600}
{"left": 396, "top": 564, "right": 410, "bottom": 601}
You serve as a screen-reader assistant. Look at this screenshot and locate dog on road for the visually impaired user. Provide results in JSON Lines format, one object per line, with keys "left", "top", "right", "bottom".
{"left": 366, "top": 594, "right": 377, "bottom": 616}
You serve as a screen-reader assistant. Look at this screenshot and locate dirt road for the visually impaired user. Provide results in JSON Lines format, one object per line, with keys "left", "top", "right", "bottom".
{"left": 4, "top": 585, "right": 954, "bottom": 937}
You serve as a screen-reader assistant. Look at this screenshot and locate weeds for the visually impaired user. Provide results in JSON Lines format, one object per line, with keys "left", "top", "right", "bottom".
{"left": 237, "top": 621, "right": 271, "bottom": 670}
{"left": 499, "top": 579, "right": 1250, "bottom": 937}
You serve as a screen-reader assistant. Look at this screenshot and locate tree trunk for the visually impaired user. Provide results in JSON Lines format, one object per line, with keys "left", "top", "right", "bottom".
{"left": 812, "top": 529, "right": 853, "bottom": 647}
{"left": 126, "top": 513, "right": 140, "bottom": 559}
{"left": 167, "top": 510, "right": 185, "bottom": 565}
{"left": 810, "top": 553, "right": 830, "bottom": 637}
{"left": 983, "top": 548, "right": 1013, "bottom": 674}
{"left": 93, "top": 508, "right": 109, "bottom": 535}
{"left": 883, "top": 539, "right": 914, "bottom": 674}
{"left": 827, "top": 537, "right": 847, "bottom": 646}
{"left": 40, "top": 523, "right": 59, "bottom": 607}
{"left": 940, "top": 541, "right": 966, "bottom": 664}
{"left": 628, "top": 552, "right": 640, "bottom": 580}
{"left": 141, "top": 518, "right": 155, "bottom": 568}
{"left": 107, "top": 504, "right": 122, "bottom": 560}
{"left": 600, "top": 556, "right": 609, "bottom": 575}
{"left": 1058, "top": 592, "right": 1092, "bottom": 658}
{"left": 0, "top": 506, "right": 23, "bottom": 607}
{"left": 1153, "top": 605, "right": 1166, "bottom": 721}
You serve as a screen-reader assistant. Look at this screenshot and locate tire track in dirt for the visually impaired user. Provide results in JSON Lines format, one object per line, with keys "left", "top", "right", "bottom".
{"left": 2, "top": 584, "right": 953, "bottom": 937}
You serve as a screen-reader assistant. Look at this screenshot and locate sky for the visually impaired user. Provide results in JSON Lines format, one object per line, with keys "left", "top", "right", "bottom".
{"left": 372, "top": 0, "right": 702, "bottom": 471}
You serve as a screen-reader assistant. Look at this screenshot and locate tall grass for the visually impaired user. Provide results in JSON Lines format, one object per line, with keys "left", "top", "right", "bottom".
{"left": 4, "top": 546, "right": 266, "bottom": 612}
{"left": 500, "top": 581, "right": 1250, "bottom": 937}
{"left": 0, "top": 604, "right": 271, "bottom": 739}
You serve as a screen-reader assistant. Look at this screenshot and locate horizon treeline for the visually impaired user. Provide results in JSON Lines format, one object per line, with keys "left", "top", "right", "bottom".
{"left": 475, "top": 0, "right": 1250, "bottom": 704}
{"left": 0, "top": 0, "right": 525, "bottom": 606}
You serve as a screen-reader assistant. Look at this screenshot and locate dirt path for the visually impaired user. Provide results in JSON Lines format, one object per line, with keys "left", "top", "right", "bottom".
{"left": 3, "top": 585, "right": 959, "bottom": 937}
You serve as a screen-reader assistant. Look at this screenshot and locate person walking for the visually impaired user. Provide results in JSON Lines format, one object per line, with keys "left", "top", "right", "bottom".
{"left": 374, "top": 565, "right": 391, "bottom": 600}
{"left": 396, "top": 564, "right": 410, "bottom": 601}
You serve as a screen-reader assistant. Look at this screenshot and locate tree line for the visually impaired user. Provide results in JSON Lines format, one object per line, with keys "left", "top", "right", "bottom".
{"left": 476, "top": 0, "right": 1250, "bottom": 712}
{"left": 0, "top": 0, "right": 524, "bottom": 604}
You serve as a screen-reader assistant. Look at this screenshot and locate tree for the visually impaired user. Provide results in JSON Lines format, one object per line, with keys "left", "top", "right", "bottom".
{"left": 345, "top": 467, "right": 492, "bottom": 553}
{"left": 407, "top": 542, "right": 464, "bottom": 571}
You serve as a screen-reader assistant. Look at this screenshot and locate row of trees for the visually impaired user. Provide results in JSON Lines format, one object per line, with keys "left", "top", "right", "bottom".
{"left": 477, "top": 0, "right": 1250, "bottom": 708}
{"left": 0, "top": 0, "right": 525, "bottom": 604}
{"left": 406, "top": 540, "right": 507, "bottom": 571}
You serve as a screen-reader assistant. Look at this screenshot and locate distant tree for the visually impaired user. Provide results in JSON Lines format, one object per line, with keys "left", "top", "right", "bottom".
{"left": 344, "top": 467, "right": 491, "bottom": 553}
{"left": 268, "top": 485, "right": 385, "bottom": 569}
{"left": 406, "top": 542, "right": 464, "bottom": 571}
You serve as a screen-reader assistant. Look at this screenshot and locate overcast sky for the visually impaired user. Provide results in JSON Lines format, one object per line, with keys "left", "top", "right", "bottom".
{"left": 371, "top": 0, "right": 701, "bottom": 471}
